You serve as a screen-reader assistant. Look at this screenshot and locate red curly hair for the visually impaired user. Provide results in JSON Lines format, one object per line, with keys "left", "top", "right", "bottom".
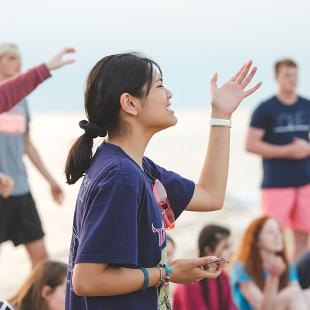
{"left": 236, "top": 216, "right": 290, "bottom": 291}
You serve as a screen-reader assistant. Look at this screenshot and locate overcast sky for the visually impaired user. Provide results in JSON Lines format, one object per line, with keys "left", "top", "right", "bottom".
{"left": 1, "top": 0, "right": 309, "bottom": 112}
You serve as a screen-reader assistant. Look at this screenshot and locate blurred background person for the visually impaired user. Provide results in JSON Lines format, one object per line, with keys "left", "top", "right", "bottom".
{"left": 231, "top": 216, "right": 310, "bottom": 310}
{"left": 173, "top": 224, "right": 236, "bottom": 310}
{"left": 246, "top": 59, "right": 310, "bottom": 261}
{"left": 0, "top": 43, "right": 75, "bottom": 269}
{"left": 4, "top": 260, "right": 67, "bottom": 310}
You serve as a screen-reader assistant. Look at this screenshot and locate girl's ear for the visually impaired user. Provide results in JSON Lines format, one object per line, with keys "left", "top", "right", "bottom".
{"left": 41, "top": 285, "right": 52, "bottom": 300}
{"left": 119, "top": 93, "right": 139, "bottom": 116}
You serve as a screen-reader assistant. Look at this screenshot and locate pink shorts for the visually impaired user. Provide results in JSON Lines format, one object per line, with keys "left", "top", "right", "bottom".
{"left": 262, "top": 183, "right": 310, "bottom": 232}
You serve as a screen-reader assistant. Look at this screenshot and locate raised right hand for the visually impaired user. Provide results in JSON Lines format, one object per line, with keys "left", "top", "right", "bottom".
{"left": 45, "top": 48, "right": 76, "bottom": 71}
{"left": 170, "top": 256, "right": 222, "bottom": 284}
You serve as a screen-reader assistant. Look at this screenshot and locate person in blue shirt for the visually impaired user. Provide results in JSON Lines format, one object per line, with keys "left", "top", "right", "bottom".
{"left": 231, "top": 216, "right": 310, "bottom": 310}
{"left": 64, "top": 53, "right": 261, "bottom": 310}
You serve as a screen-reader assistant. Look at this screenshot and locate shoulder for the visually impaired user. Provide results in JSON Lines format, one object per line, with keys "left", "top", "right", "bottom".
{"left": 143, "top": 156, "right": 158, "bottom": 173}
{"left": 92, "top": 154, "right": 145, "bottom": 188}
{"left": 254, "top": 96, "right": 276, "bottom": 111}
{"left": 298, "top": 96, "right": 310, "bottom": 105}
{"left": 231, "top": 261, "right": 251, "bottom": 283}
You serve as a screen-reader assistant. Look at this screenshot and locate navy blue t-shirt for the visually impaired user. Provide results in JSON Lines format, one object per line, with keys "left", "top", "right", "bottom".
{"left": 250, "top": 96, "right": 310, "bottom": 188}
{"left": 65, "top": 142, "right": 195, "bottom": 310}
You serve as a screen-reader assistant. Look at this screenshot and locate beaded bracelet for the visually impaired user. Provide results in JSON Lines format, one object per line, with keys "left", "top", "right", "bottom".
{"left": 158, "top": 264, "right": 173, "bottom": 288}
{"left": 155, "top": 266, "right": 164, "bottom": 287}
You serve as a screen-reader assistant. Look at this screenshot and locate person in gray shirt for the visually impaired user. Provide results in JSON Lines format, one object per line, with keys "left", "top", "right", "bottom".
{"left": 0, "top": 43, "right": 73, "bottom": 268}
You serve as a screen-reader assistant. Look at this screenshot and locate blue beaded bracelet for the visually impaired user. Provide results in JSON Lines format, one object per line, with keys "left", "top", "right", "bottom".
{"left": 139, "top": 267, "right": 149, "bottom": 292}
{"left": 162, "top": 264, "right": 173, "bottom": 276}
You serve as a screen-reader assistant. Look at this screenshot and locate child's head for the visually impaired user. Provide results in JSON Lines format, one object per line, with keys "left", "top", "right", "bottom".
{"left": 0, "top": 43, "right": 21, "bottom": 78}
{"left": 66, "top": 53, "right": 176, "bottom": 184}
{"left": 198, "top": 224, "right": 233, "bottom": 261}
{"left": 9, "top": 260, "right": 67, "bottom": 310}
{"left": 237, "top": 216, "right": 289, "bottom": 290}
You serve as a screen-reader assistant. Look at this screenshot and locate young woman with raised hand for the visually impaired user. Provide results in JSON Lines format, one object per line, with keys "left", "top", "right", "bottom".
{"left": 65, "top": 53, "right": 261, "bottom": 309}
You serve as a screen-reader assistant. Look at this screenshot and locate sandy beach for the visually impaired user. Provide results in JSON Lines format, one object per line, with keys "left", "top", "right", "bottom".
{"left": 0, "top": 107, "right": 264, "bottom": 297}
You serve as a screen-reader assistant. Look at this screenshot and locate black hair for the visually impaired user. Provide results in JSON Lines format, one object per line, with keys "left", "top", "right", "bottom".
{"left": 65, "top": 53, "right": 162, "bottom": 184}
{"left": 198, "top": 224, "right": 230, "bottom": 308}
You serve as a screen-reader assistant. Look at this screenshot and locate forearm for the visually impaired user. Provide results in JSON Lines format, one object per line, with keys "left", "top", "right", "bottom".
{"left": 260, "top": 275, "right": 280, "bottom": 310}
{"left": 73, "top": 265, "right": 162, "bottom": 297}
{"left": 26, "top": 144, "right": 55, "bottom": 184}
{"left": 246, "top": 140, "right": 289, "bottom": 159}
{"left": 0, "top": 64, "right": 51, "bottom": 113}
{"left": 198, "top": 122, "right": 230, "bottom": 209}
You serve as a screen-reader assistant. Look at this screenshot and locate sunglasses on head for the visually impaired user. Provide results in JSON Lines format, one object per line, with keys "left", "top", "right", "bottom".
{"left": 152, "top": 179, "right": 175, "bottom": 230}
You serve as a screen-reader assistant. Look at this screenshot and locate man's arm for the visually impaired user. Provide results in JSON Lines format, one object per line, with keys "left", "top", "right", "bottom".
{"left": 246, "top": 127, "right": 310, "bottom": 159}
{"left": 24, "top": 134, "right": 64, "bottom": 204}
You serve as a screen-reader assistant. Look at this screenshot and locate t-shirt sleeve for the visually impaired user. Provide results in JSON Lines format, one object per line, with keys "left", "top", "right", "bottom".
{"left": 146, "top": 159, "right": 195, "bottom": 219}
{"left": 75, "top": 170, "right": 140, "bottom": 266}
{"left": 231, "top": 261, "right": 251, "bottom": 287}
{"left": 250, "top": 103, "right": 268, "bottom": 130}
{"left": 288, "top": 264, "right": 299, "bottom": 282}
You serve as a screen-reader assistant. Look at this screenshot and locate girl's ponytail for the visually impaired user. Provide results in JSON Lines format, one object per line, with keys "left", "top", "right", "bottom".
{"left": 65, "top": 53, "right": 161, "bottom": 184}
{"left": 65, "top": 133, "right": 94, "bottom": 185}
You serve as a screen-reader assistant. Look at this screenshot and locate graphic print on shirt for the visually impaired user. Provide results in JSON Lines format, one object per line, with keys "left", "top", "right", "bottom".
{"left": 78, "top": 174, "right": 91, "bottom": 202}
{"left": 67, "top": 226, "right": 79, "bottom": 290}
{"left": 0, "top": 111, "right": 26, "bottom": 135}
{"left": 152, "top": 222, "right": 166, "bottom": 247}
{"left": 273, "top": 111, "right": 310, "bottom": 134}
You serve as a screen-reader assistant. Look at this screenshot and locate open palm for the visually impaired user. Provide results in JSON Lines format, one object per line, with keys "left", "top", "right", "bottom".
{"left": 211, "top": 61, "right": 262, "bottom": 118}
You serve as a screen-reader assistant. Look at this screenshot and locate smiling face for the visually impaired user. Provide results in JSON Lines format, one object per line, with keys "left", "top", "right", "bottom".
{"left": 135, "top": 71, "right": 177, "bottom": 133}
{"left": 258, "top": 218, "right": 284, "bottom": 253}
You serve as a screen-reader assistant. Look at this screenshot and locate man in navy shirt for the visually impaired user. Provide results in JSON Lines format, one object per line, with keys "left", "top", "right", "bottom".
{"left": 246, "top": 59, "right": 310, "bottom": 260}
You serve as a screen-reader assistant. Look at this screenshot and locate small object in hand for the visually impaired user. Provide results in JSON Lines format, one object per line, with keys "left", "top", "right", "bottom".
{"left": 201, "top": 257, "right": 229, "bottom": 272}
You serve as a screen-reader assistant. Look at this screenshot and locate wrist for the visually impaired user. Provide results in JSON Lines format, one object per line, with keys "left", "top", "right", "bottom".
{"left": 211, "top": 108, "right": 231, "bottom": 120}
{"left": 44, "top": 62, "right": 53, "bottom": 71}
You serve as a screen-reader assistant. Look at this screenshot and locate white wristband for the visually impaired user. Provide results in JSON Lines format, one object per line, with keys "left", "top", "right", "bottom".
{"left": 210, "top": 118, "right": 232, "bottom": 128}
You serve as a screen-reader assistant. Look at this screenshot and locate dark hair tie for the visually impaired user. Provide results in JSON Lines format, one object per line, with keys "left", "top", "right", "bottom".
{"left": 79, "top": 120, "right": 107, "bottom": 138}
